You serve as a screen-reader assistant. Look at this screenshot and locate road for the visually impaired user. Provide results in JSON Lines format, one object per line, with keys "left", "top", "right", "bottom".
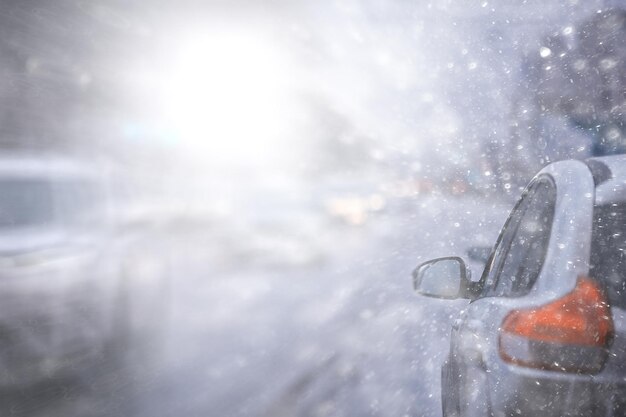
{"left": 0, "top": 194, "right": 510, "bottom": 417}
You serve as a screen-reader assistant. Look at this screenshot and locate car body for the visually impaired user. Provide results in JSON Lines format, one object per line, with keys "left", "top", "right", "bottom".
{"left": 413, "top": 155, "right": 626, "bottom": 416}
{"left": 0, "top": 156, "right": 134, "bottom": 387}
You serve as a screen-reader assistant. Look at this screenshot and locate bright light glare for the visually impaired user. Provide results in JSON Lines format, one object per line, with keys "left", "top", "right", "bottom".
{"left": 162, "top": 31, "right": 292, "bottom": 165}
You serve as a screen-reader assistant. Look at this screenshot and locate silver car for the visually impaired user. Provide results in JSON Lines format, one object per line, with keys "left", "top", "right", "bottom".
{"left": 414, "top": 155, "right": 626, "bottom": 416}
{"left": 0, "top": 157, "right": 138, "bottom": 387}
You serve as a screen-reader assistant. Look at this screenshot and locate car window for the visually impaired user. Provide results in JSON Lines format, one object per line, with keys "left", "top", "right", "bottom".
{"left": 480, "top": 178, "right": 556, "bottom": 298}
{"left": 590, "top": 202, "right": 626, "bottom": 309}
{"left": 0, "top": 179, "right": 55, "bottom": 228}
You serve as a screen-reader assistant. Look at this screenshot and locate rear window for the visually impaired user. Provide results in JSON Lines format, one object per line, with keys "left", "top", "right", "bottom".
{"left": 590, "top": 202, "right": 626, "bottom": 309}
{"left": 0, "top": 178, "right": 103, "bottom": 230}
{"left": 0, "top": 179, "right": 54, "bottom": 228}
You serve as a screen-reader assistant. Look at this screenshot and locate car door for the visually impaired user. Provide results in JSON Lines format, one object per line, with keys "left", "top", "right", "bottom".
{"left": 447, "top": 176, "right": 557, "bottom": 416}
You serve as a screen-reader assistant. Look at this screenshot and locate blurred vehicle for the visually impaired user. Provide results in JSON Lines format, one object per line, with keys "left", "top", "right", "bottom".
{"left": 217, "top": 192, "right": 331, "bottom": 269}
{"left": 413, "top": 155, "right": 626, "bottom": 416}
{"left": 0, "top": 156, "right": 153, "bottom": 387}
{"left": 324, "top": 194, "right": 385, "bottom": 226}
{"left": 320, "top": 179, "right": 386, "bottom": 226}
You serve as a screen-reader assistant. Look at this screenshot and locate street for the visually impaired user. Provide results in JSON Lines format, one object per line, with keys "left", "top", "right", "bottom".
{"left": 142, "top": 195, "right": 509, "bottom": 417}
{"left": 5, "top": 194, "right": 508, "bottom": 417}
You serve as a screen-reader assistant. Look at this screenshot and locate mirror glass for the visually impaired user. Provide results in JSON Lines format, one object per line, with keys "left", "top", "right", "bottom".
{"left": 413, "top": 258, "right": 462, "bottom": 299}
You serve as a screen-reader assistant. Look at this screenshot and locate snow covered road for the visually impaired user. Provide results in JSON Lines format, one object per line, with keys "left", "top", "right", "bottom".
{"left": 1, "top": 195, "right": 510, "bottom": 417}
{"left": 130, "top": 195, "right": 510, "bottom": 417}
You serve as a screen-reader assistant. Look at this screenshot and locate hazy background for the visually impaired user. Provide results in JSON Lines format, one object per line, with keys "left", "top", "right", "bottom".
{"left": 2, "top": 0, "right": 621, "bottom": 200}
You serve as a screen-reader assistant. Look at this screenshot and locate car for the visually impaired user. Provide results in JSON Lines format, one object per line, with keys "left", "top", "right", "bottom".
{"left": 0, "top": 156, "right": 160, "bottom": 387}
{"left": 413, "top": 155, "right": 626, "bottom": 417}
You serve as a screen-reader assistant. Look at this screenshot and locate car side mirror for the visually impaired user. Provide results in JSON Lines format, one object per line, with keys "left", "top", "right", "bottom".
{"left": 412, "top": 257, "right": 473, "bottom": 299}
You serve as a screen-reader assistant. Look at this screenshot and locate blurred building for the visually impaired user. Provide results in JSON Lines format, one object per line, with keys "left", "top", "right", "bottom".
{"left": 507, "top": 6, "right": 626, "bottom": 188}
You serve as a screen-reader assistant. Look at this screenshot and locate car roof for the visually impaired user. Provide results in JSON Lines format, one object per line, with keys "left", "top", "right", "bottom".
{"left": 585, "top": 154, "right": 626, "bottom": 205}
